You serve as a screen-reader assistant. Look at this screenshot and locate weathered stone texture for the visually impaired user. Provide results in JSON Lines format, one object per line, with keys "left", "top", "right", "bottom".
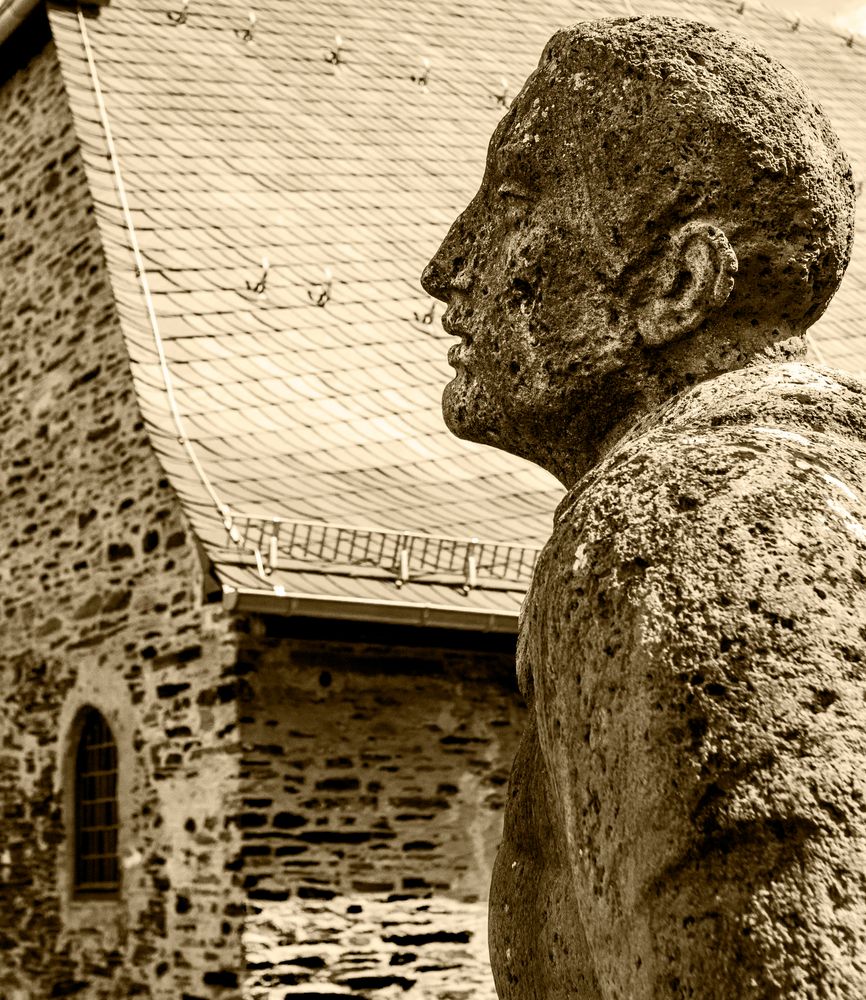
{"left": 234, "top": 622, "right": 524, "bottom": 999}
{"left": 421, "top": 17, "right": 856, "bottom": 487}
{"left": 504, "top": 362, "right": 866, "bottom": 998}
{"left": 245, "top": 895, "right": 490, "bottom": 1000}
{"left": 423, "top": 15, "right": 864, "bottom": 1000}
{"left": 0, "top": 27, "right": 244, "bottom": 1000}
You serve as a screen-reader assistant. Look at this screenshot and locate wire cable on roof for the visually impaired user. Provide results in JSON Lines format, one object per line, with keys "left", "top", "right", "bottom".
{"left": 75, "top": 4, "right": 232, "bottom": 537}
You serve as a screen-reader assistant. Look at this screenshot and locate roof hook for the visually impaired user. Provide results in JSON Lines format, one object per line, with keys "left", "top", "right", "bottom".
{"left": 235, "top": 10, "right": 256, "bottom": 42}
{"left": 411, "top": 57, "right": 431, "bottom": 88}
{"left": 167, "top": 0, "right": 188, "bottom": 24}
{"left": 246, "top": 255, "right": 269, "bottom": 296}
{"left": 222, "top": 506, "right": 241, "bottom": 546}
{"left": 414, "top": 301, "right": 436, "bottom": 325}
{"left": 736, "top": 1, "right": 746, "bottom": 13}
{"left": 791, "top": 16, "right": 800, "bottom": 30}
{"left": 492, "top": 77, "right": 510, "bottom": 108}
{"left": 326, "top": 34, "right": 343, "bottom": 65}
{"left": 846, "top": 31, "right": 856, "bottom": 47}
{"left": 394, "top": 542, "right": 411, "bottom": 588}
{"left": 308, "top": 267, "right": 333, "bottom": 307}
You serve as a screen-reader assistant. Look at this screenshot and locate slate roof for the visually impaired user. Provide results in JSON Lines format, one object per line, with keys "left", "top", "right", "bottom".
{"left": 44, "top": 0, "right": 866, "bottom": 624}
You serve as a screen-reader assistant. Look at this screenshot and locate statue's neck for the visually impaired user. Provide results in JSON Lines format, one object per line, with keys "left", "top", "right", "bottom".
{"left": 527, "top": 326, "right": 809, "bottom": 489}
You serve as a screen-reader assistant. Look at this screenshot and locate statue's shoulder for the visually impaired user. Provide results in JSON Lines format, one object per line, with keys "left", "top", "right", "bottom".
{"left": 523, "top": 364, "right": 866, "bottom": 673}
{"left": 546, "top": 361, "right": 866, "bottom": 586}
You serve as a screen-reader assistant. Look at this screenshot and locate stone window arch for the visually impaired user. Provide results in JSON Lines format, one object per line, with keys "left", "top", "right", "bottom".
{"left": 72, "top": 707, "right": 120, "bottom": 895}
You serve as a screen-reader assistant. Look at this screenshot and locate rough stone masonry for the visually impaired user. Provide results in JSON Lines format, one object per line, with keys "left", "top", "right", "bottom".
{"left": 0, "top": 17, "right": 525, "bottom": 1000}
{"left": 423, "top": 15, "right": 866, "bottom": 999}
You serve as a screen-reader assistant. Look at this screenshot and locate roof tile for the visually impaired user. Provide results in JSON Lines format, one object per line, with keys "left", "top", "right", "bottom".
{"left": 48, "top": 0, "right": 866, "bottom": 611}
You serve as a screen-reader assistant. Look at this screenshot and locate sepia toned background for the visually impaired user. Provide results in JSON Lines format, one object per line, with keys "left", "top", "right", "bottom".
{"left": 0, "top": 0, "right": 864, "bottom": 997}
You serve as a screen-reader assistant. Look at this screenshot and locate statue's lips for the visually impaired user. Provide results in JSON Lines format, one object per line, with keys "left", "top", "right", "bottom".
{"left": 442, "top": 313, "right": 472, "bottom": 368}
{"left": 447, "top": 342, "right": 466, "bottom": 368}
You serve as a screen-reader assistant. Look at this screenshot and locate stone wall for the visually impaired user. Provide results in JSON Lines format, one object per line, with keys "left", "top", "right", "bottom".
{"left": 0, "top": 15, "right": 524, "bottom": 1000}
{"left": 0, "top": 16, "right": 244, "bottom": 1000}
{"left": 234, "top": 618, "right": 525, "bottom": 1000}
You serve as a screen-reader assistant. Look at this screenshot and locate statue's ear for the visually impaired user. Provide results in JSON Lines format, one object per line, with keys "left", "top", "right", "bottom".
{"left": 635, "top": 221, "right": 738, "bottom": 346}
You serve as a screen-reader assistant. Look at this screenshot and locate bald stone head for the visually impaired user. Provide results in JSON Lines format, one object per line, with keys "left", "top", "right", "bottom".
{"left": 422, "top": 17, "right": 856, "bottom": 486}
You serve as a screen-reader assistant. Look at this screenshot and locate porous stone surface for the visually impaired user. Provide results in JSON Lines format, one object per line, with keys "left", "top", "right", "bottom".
{"left": 421, "top": 17, "right": 856, "bottom": 486}
{"left": 506, "top": 363, "right": 866, "bottom": 998}
{"left": 422, "top": 14, "right": 865, "bottom": 1000}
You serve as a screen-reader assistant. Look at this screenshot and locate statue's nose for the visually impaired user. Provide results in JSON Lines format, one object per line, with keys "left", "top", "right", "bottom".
{"left": 421, "top": 204, "right": 478, "bottom": 300}
{"left": 420, "top": 254, "right": 447, "bottom": 300}
{"left": 422, "top": 251, "right": 474, "bottom": 301}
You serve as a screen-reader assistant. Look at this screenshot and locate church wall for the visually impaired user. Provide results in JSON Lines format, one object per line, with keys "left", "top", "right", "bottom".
{"left": 232, "top": 618, "right": 525, "bottom": 1000}
{"left": 0, "top": 16, "right": 525, "bottom": 1000}
{"left": 0, "top": 20, "right": 245, "bottom": 1000}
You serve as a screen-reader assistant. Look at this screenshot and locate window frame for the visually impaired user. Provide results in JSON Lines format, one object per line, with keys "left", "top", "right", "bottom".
{"left": 70, "top": 707, "right": 121, "bottom": 900}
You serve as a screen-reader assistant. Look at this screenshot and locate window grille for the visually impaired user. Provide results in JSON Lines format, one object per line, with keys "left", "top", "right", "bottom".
{"left": 74, "top": 709, "right": 119, "bottom": 894}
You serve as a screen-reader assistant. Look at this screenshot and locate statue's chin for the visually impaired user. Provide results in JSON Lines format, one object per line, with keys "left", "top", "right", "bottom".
{"left": 442, "top": 377, "right": 485, "bottom": 445}
{"left": 442, "top": 378, "right": 514, "bottom": 455}
{"left": 441, "top": 377, "right": 466, "bottom": 433}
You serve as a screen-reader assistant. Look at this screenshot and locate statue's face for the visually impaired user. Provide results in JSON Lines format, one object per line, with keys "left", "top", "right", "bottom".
{"left": 421, "top": 62, "right": 626, "bottom": 467}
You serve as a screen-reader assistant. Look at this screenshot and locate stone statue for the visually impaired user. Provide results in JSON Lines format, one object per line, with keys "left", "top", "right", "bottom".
{"left": 422, "top": 16, "right": 866, "bottom": 999}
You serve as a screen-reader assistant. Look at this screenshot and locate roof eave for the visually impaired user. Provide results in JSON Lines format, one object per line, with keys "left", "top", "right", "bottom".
{"left": 223, "top": 587, "right": 520, "bottom": 634}
{"left": 0, "top": 0, "right": 40, "bottom": 46}
{"left": 1, "top": 0, "right": 111, "bottom": 48}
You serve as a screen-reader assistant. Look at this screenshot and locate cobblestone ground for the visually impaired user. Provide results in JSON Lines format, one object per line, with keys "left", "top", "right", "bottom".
{"left": 244, "top": 894, "right": 495, "bottom": 1000}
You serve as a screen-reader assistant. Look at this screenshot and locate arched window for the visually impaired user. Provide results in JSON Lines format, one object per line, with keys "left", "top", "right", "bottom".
{"left": 73, "top": 708, "right": 119, "bottom": 895}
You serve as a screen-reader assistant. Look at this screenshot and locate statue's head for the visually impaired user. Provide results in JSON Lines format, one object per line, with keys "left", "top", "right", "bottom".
{"left": 421, "top": 16, "right": 856, "bottom": 485}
